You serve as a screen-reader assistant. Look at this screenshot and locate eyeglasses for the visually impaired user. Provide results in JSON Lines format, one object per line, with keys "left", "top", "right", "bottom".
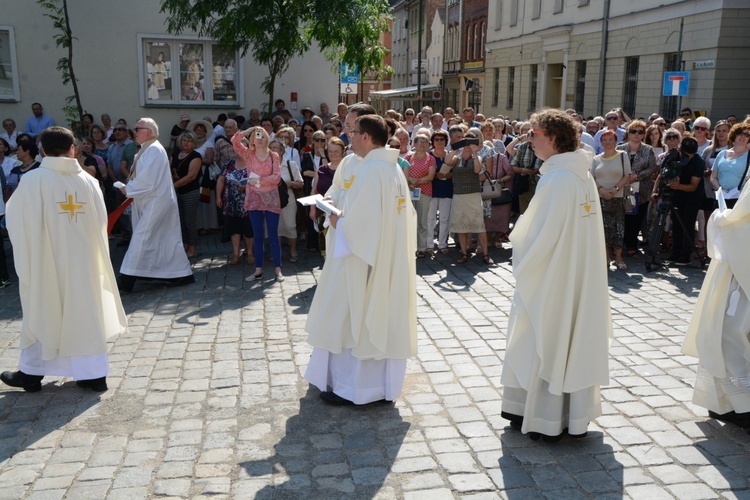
{"left": 680, "top": 113, "right": 691, "bottom": 117}
{"left": 693, "top": 126, "right": 707, "bottom": 131}
{"left": 405, "top": 112, "right": 414, "bottom": 116}
{"left": 739, "top": 131, "right": 750, "bottom": 139}
{"left": 526, "top": 130, "right": 545, "bottom": 138}
{"left": 629, "top": 130, "right": 645, "bottom": 135}
{"left": 605, "top": 116, "right": 618, "bottom": 121}
{"left": 433, "top": 137, "right": 446, "bottom": 142}
{"left": 313, "top": 138, "right": 326, "bottom": 142}
{"left": 665, "top": 135, "right": 680, "bottom": 140}
{"left": 114, "top": 127, "right": 127, "bottom": 132}
{"left": 134, "top": 127, "right": 149, "bottom": 132}
{"left": 351, "top": 130, "right": 364, "bottom": 135}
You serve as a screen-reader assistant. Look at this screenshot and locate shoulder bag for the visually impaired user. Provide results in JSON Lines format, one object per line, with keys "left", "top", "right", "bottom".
{"left": 621, "top": 153, "right": 638, "bottom": 214}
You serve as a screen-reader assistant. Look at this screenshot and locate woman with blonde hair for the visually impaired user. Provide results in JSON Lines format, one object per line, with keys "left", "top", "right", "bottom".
{"left": 271, "top": 138, "right": 303, "bottom": 262}
{"left": 232, "top": 126, "right": 284, "bottom": 281}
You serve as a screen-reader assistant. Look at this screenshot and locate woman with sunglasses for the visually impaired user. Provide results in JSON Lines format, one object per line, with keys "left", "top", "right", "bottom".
{"left": 617, "top": 120, "right": 657, "bottom": 255}
{"left": 402, "top": 108, "right": 416, "bottom": 134}
{"left": 232, "top": 126, "right": 284, "bottom": 281}
{"left": 300, "top": 130, "right": 328, "bottom": 252}
{"left": 295, "top": 120, "right": 318, "bottom": 154}
{"left": 709, "top": 122, "right": 750, "bottom": 210}
{"left": 428, "top": 130, "right": 452, "bottom": 254}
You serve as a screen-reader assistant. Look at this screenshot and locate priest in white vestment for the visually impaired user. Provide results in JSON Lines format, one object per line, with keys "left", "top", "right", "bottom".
{"left": 1, "top": 126, "right": 127, "bottom": 393}
{"left": 117, "top": 118, "right": 194, "bottom": 292}
{"left": 501, "top": 109, "right": 613, "bottom": 441}
{"left": 682, "top": 178, "right": 750, "bottom": 429}
{"left": 305, "top": 110, "right": 418, "bottom": 405}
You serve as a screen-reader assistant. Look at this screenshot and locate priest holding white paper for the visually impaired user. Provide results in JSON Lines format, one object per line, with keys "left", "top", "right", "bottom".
{"left": 304, "top": 113, "right": 418, "bottom": 405}
{"left": 682, "top": 176, "right": 750, "bottom": 429}
{"left": 501, "top": 109, "right": 612, "bottom": 441}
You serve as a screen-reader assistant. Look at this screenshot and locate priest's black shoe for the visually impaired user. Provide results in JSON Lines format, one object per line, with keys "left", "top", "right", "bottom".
{"left": 1, "top": 370, "right": 43, "bottom": 392}
{"left": 169, "top": 275, "right": 195, "bottom": 287}
{"left": 709, "top": 410, "right": 750, "bottom": 429}
{"left": 320, "top": 391, "right": 354, "bottom": 405}
{"left": 76, "top": 377, "right": 108, "bottom": 392}
{"left": 501, "top": 411, "right": 524, "bottom": 430}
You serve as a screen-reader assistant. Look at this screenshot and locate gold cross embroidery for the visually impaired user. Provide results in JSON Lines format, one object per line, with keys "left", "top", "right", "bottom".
{"left": 397, "top": 197, "right": 406, "bottom": 214}
{"left": 344, "top": 175, "right": 355, "bottom": 190}
{"left": 58, "top": 193, "right": 85, "bottom": 222}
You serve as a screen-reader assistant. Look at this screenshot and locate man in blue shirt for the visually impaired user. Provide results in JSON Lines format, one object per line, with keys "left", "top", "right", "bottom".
{"left": 24, "top": 103, "right": 55, "bottom": 138}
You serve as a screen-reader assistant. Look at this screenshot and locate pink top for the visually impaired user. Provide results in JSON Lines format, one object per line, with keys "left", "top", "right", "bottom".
{"left": 405, "top": 152, "right": 436, "bottom": 197}
{"left": 232, "top": 133, "right": 282, "bottom": 213}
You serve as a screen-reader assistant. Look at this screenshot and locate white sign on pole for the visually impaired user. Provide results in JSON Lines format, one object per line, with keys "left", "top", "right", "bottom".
{"left": 341, "top": 83, "right": 358, "bottom": 95}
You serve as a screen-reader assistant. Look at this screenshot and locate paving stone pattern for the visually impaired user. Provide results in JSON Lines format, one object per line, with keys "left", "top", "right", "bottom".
{"left": 0, "top": 235, "right": 748, "bottom": 499}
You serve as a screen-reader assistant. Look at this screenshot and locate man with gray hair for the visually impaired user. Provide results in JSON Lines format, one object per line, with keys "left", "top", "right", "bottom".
{"left": 117, "top": 118, "right": 194, "bottom": 292}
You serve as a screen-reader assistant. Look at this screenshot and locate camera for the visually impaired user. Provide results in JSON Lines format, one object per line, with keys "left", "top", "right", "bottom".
{"left": 254, "top": 131, "right": 263, "bottom": 139}
{"left": 450, "top": 137, "right": 480, "bottom": 150}
{"left": 657, "top": 149, "right": 683, "bottom": 199}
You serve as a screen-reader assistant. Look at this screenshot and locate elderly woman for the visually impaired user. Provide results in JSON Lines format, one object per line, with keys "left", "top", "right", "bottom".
{"left": 271, "top": 138, "right": 303, "bottom": 263}
{"left": 406, "top": 133, "right": 437, "bottom": 257}
{"left": 484, "top": 143, "right": 514, "bottom": 249}
{"left": 91, "top": 125, "right": 110, "bottom": 161}
{"left": 275, "top": 126, "right": 301, "bottom": 167}
{"left": 0, "top": 138, "right": 19, "bottom": 190}
{"left": 232, "top": 126, "right": 284, "bottom": 281}
{"left": 481, "top": 120, "right": 506, "bottom": 157}
{"left": 617, "top": 120, "right": 657, "bottom": 255}
{"left": 6, "top": 140, "right": 40, "bottom": 195}
{"left": 402, "top": 108, "right": 416, "bottom": 133}
{"left": 428, "top": 129, "right": 452, "bottom": 254}
{"left": 80, "top": 137, "right": 107, "bottom": 185}
{"left": 187, "top": 119, "right": 219, "bottom": 231}
{"left": 171, "top": 131, "right": 203, "bottom": 258}
{"left": 300, "top": 130, "right": 328, "bottom": 252}
{"left": 710, "top": 122, "right": 750, "bottom": 210}
{"left": 501, "top": 108, "right": 611, "bottom": 442}
{"left": 444, "top": 130, "right": 492, "bottom": 265}
{"left": 1, "top": 118, "right": 18, "bottom": 152}
{"left": 591, "top": 130, "right": 636, "bottom": 269}
{"left": 216, "top": 158, "right": 254, "bottom": 266}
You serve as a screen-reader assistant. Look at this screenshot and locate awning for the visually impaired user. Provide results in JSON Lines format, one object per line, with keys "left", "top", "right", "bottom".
{"left": 369, "top": 84, "right": 440, "bottom": 100}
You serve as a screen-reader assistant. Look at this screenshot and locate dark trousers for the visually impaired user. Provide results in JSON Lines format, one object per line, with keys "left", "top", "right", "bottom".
{"left": 306, "top": 207, "right": 318, "bottom": 251}
{"left": 0, "top": 224, "right": 9, "bottom": 281}
{"left": 671, "top": 201, "right": 700, "bottom": 260}
{"left": 624, "top": 202, "right": 650, "bottom": 250}
{"left": 249, "top": 210, "right": 282, "bottom": 267}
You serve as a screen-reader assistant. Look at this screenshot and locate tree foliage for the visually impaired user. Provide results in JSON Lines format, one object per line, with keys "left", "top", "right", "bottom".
{"left": 37, "top": 0, "right": 84, "bottom": 134}
{"left": 160, "top": 0, "right": 392, "bottom": 114}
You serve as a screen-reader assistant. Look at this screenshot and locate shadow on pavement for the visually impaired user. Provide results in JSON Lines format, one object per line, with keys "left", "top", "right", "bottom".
{"left": 498, "top": 427, "right": 624, "bottom": 497}
{"left": 693, "top": 420, "right": 750, "bottom": 490}
{"left": 240, "top": 386, "right": 410, "bottom": 498}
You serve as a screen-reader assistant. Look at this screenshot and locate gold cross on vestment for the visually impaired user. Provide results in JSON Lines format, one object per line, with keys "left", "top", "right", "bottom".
{"left": 344, "top": 175, "right": 355, "bottom": 189}
{"left": 397, "top": 197, "right": 406, "bottom": 214}
{"left": 58, "top": 193, "right": 85, "bottom": 222}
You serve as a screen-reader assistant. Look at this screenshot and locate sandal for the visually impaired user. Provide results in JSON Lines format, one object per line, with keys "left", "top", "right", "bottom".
{"left": 457, "top": 253, "right": 468, "bottom": 264}
{"left": 483, "top": 254, "right": 495, "bottom": 265}
{"left": 289, "top": 255, "right": 298, "bottom": 263}
{"left": 615, "top": 261, "right": 627, "bottom": 270}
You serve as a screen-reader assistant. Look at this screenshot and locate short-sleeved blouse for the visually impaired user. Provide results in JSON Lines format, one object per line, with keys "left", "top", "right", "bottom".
{"left": 220, "top": 161, "right": 249, "bottom": 218}
{"left": 405, "top": 152, "right": 436, "bottom": 197}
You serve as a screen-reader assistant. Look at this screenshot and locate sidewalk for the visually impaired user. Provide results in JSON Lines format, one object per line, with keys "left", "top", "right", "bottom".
{"left": 0, "top": 233, "right": 748, "bottom": 499}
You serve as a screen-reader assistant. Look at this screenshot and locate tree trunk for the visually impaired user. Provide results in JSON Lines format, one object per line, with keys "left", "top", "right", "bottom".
{"left": 61, "top": 0, "right": 83, "bottom": 129}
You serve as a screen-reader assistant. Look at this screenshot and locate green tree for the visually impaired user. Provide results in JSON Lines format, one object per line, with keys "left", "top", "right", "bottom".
{"left": 37, "top": 0, "right": 84, "bottom": 134}
{"left": 160, "top": 0, "right": 392, "bottom": 115}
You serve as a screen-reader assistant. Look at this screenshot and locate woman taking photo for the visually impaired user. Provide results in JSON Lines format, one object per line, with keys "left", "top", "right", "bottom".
{"left": 309, "top": 137, "right": 346, "bottom": 258}
{"left": 271, "top": 138, "right": 303, "bottom": 263}
{"left": 406, "top": 133, "right": 437, "bottom": 257}
{"left": 171, "top": 131, "right": 203, "bottom": 259}
{"left": 591, "top": 130, "right": 636, "bottom": 269}
{"left": 428, "top": 129, "right": 452, "bottom": 254}
{"left": 617, "top": 120, "right": 656, "bottom": 255}
{"left": 232, "top": 126, "right": 284, "bottom": 281}
{"left": 710, "top": 122, "right": 750, "bottom": 209}
{"left": 444, "top": 131, "right": 492, "bottom": 265}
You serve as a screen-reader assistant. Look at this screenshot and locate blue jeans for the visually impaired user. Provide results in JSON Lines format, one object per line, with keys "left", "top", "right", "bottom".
{"left": 249, "top": 210, "right": 281, "bottom": 268}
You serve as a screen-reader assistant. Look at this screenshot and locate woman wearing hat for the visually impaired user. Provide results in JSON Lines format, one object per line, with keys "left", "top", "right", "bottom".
{"left": 187, "top": 118, "right": 220, "bottom": 231}
{"left": 170, "top": 113, "right": 191, "bottom": 155}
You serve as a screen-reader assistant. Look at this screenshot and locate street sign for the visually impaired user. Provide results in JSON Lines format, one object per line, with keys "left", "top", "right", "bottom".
{"left": 340, "top": 83, "right": 358, "bottom": 95}
{"left": 340, "top": 62, "right": 359, "bottom": 84}
{"left": 663, "top": 71, "right": 689, "bottom": 96}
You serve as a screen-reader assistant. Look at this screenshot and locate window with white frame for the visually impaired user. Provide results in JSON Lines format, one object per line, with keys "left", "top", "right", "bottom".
{"left": 510, "top": 0, "right": 519, "bottom": 27}
{"left": 139, "top": 35, "right": 241, "bottom": 106}
{"left": 0, "top": 26, "right": 21, "bottom": 102}
{"left": 495, "top": 0, "right": 503, "bottom": 30}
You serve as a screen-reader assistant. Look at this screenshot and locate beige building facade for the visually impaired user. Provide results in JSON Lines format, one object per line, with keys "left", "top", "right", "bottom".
{"left": 484, "top": 0, "right": 750, "bottom": 121}
{"left": 0, "top": 0, "right": 338, "bottom": 133}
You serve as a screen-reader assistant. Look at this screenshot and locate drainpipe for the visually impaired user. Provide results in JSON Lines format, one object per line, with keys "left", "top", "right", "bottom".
{"left": 597, "top": 0, "right": 611, "bottom": 116}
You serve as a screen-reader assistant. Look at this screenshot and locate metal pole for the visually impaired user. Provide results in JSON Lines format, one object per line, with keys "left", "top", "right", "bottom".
{"left": 417, "top": 0, "right": 423, "bottom": 104}
{"left": 596, "top": 0, "right": 611, "bottom": 116}
{"left": 677, "top": 17, "right": 684, "bottom": 117}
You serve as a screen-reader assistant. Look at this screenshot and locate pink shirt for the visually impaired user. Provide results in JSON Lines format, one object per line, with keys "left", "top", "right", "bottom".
{"left": 405, "top": 152, "right": 436, "bottom": 197}
{"left": 232, "top": 133, "right": 282, "bottom": 213}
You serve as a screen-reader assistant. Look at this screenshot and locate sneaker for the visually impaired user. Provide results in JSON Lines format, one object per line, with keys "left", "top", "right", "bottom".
{"left": 0, "top": 280, "right": 11, "bottom": 289}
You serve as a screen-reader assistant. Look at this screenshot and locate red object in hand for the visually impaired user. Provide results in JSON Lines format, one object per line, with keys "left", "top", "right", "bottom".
{"left": 107, "top": 198, "right": 133, "bottom": 235}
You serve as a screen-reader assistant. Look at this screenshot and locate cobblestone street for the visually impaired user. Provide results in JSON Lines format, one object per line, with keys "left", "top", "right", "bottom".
{"left": 0, "top": 235, "right": 748, "bottom": 499}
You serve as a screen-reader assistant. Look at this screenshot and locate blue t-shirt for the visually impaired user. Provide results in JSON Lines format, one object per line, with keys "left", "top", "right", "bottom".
{"left": 712, "top": 150, "right": 748, "bottom": 191}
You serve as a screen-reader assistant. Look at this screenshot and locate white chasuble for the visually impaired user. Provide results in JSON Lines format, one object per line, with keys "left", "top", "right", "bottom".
{"left": 501, "top": 149, "right": 612, "bottom": 434}
{"left": 6, "top": 156, "right": 127, "bottom": 361}
{"left": 306, "top": 147, "right": 418, "bottom": 361}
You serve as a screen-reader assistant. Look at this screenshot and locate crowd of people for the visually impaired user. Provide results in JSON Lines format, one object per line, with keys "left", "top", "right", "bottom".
{"left": 1, "top": 100, "right": 749, "bottom": 440}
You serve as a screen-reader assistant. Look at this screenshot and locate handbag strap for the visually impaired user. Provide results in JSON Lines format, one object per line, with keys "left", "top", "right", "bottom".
{"left": 739, "top": 151, "right": 750, "bottom": 191}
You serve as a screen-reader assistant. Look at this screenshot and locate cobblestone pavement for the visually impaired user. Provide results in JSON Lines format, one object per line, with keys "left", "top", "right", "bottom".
{"left": 0, "top": 234, "right": 748, "bottom": 499}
